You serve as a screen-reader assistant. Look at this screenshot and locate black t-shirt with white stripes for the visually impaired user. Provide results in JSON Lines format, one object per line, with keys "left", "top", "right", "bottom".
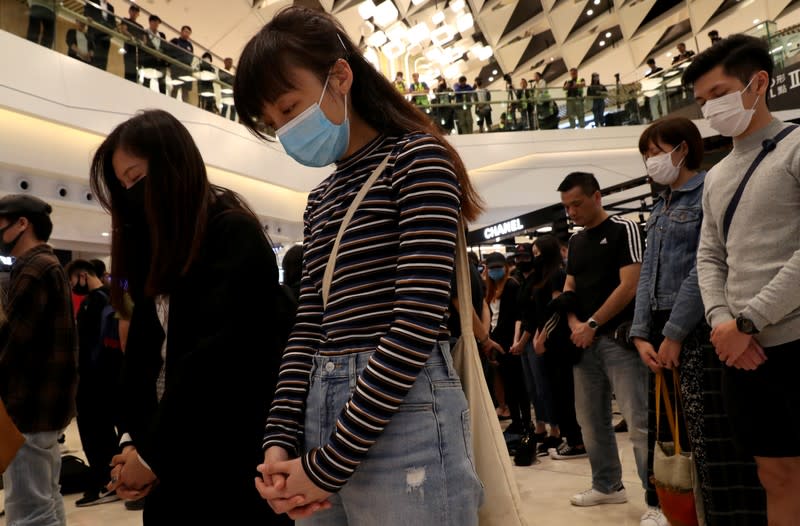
{"left": 566, "top": 216, "right": 643, "bottom": 334}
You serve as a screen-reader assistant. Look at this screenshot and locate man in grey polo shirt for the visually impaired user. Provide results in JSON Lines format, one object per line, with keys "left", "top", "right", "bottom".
{"left": 684, "top": 34, "right": 800, "bottom": 525}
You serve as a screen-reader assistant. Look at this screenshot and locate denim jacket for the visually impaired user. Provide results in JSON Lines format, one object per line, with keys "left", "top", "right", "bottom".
{"left": 630, "top": 171, "right": 706, "bottom": 342}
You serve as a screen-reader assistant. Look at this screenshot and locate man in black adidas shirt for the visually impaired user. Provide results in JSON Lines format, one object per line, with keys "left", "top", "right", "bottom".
{"left": 558, "top": 173, "right": 654, "bottom": 521}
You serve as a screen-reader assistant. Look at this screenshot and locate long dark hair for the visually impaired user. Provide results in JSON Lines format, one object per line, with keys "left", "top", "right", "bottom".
{"left": 233, "top": 6, "right": 484, "bottom": 222}
{"left": 89, "top": 109, "right": 258, "bottom": 309}
{"left": 533, "top": 235, "right": 563, "bottom": 289}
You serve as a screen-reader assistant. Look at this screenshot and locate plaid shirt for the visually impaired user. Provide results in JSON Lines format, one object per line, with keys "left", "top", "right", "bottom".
{"left": 0, "top": 244, "right": 77, "bottom": 432}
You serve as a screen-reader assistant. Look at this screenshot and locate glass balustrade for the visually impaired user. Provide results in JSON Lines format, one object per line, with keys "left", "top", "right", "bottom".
{"left": 2, "top": 0, "right": 797, "bottom": 134}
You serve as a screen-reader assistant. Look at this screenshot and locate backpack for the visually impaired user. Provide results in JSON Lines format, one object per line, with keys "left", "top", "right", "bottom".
{"left": 59, "top": 455, "right": 91, "bottom": 495}
{"left": 91, "top": 290, "right": 121, "bottom": 367}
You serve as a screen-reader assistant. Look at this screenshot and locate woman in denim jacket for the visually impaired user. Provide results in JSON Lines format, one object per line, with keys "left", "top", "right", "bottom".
{"left": 631, "top": 117, "right": 765, "bottom": 526}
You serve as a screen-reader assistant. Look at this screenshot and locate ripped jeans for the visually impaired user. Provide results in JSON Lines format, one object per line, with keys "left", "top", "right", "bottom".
{"left": 299, "top": 341, "right": 483, "bottom": 526}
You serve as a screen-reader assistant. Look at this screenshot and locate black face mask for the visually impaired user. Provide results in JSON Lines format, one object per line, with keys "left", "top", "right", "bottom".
{"left": 516, "top": 259, "right": 534, "bottom": 273}
{"left": 73, "top": 283, "right": 89, "bottom": 295}
{"left": 0, "top": 221, "right": 23, "bottom": 257}
{"left": 126, "top": 179, "right": 146, "bottom": 213}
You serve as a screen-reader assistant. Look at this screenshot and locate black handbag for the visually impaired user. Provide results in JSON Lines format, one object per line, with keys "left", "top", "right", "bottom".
{"left": 514, "top": 433, "right": 536, "bottom": 466}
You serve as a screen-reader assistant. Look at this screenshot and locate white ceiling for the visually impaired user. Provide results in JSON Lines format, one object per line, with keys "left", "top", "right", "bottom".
{"left": 123, "top": 0, "right": 800, "bottom": 91}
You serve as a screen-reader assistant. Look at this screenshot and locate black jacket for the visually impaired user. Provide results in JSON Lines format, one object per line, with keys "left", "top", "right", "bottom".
{"left": 121, "top": 207, "right": 288, "bottom": 523}
{"left": 489, "top": 277, "right": 521, "bottom": 352}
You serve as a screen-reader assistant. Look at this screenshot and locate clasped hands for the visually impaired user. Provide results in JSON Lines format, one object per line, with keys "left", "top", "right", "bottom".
{"left": 254, "top": 447, "right": 333, "bottom": 520}
{"left": 710, "top": 319, "right": 767, "bottom": 371}
{"left": 106, "top": 446, "right": 157, "bottom": 500}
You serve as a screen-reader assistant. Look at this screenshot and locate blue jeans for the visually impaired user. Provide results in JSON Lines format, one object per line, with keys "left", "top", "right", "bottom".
{"left": 521, "top": 342, "right": 553, "bottom": 424}
{"left": 3, "top": 431, "right": 66, "bottom": 526}
{"left": 300, "top": 342, "right": 483, "bottom": 526}
{"left": 573, "top": 336, "right": 648, "bottom": 495}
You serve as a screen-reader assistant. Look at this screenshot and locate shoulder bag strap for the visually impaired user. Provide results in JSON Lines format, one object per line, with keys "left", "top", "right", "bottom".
{"left": 321, "top": 154, "right": 391, "bottom": 309}
{"left": 723, "top": 125, "right": 799, "bottom": 242}
{"left": 455, "top": 218, "right": 474, "bottom": 338}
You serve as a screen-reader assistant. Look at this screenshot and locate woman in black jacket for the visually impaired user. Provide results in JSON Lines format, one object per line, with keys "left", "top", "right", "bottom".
{"left": 90, "top": 110, "right": 291, "bottom": 525}
{"left": 485, "top": 252, "right": 529, "bottom": 436}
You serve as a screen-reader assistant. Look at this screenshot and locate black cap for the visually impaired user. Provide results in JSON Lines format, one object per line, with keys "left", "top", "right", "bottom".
{"left": 0, "top": 194, "right": 52, "bottom": 218}
{"left": 485, "top": 252, "right": 506, "bottom": 266}
{"left": 514, "top": 243, "right": 532, "bottom": 256}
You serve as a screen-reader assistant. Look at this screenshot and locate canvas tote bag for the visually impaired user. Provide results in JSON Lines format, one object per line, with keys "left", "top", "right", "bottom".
{"left": 451, "top": 223, "right": 527, "bottom": 526}
{"left": 652, "top": 370, "right": 700, "bottom": 526}
{"left": 0, "top": 397, "right": 24, "bottom": 473}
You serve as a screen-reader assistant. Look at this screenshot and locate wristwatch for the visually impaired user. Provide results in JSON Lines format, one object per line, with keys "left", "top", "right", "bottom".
{"left": 588, "top": 318, "right": 600, "bottom": 330}
{"left": 736, "top": 314, "right": 759, "bottom": 335}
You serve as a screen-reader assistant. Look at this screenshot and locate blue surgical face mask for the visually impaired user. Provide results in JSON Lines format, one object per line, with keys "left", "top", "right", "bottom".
{"left": 276, "top": 75, "right": 350, "bottom": 168}
{"left": 488, "top": 268, "right": 505, "bottom": 282}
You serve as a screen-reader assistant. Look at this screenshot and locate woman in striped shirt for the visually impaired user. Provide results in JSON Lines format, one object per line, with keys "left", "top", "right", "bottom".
{"left": 234, "top": 6, "right": 485, "bottom": 525}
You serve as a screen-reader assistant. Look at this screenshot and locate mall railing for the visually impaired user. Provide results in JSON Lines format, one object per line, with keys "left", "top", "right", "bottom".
{"left": 1, "top": 0, "right": 237, "bottom": 120}
{"left": 3, "top": 0, "right": 795, "bottom": 135}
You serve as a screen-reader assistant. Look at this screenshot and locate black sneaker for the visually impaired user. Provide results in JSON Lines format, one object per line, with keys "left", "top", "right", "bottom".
{"left": 76, "top": 489, "right": 120, "bottom": 507}
{"left": 125, "top": 497, "right": 146, "bottom": 511}
{"left": 537, "top": 436, "right": 563, "bottom": 457}
{"left": 550, "top": 443, "right": 588, "bottom": 460}
{"left": 614, "top": 419, "right": 628, "bottom": 433}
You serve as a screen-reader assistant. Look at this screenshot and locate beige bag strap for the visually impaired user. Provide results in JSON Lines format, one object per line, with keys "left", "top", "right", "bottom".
{"left": 455, "top": 218, "right": 474, "bottom": 338}
{"left": 321, "top": 154, "right": 391, "bottom": 309}
{"left": 655, "top": 370, "right": 682, "bottom": 454}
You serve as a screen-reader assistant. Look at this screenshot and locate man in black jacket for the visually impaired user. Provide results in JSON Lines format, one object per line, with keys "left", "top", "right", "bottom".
{"left": 66, "top": 260, "right": 122, "bottom": 508}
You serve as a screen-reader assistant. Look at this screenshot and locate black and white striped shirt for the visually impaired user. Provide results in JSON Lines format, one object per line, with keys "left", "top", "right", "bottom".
{"left": 263, "top": 132, "right": 461, "bottom": 492}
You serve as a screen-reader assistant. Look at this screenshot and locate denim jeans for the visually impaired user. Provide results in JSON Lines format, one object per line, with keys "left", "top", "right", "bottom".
{"left": 300, "top": 342, "right": 483, "bottom": 526}
{"left": 3, "top": 431, "right": 66, "bottom": 526}
{"left": 573, "top": 336, "right": 649, "bottom": 495}
{"left": 521, "top": 342, "right": 553, "bottom": 424}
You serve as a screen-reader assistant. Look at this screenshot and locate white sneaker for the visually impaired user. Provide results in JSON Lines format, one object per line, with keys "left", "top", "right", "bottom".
{"left": 570, "top": 487, "right": 628, "bottom": 507}
{"left": 640, "top": 507, "right": 668, "bottom": 526}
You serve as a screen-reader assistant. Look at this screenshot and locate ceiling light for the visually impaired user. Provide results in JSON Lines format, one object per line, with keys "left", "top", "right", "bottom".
{"left": 432, "top": 10, "right": 445, "bottom": 24}
{"left": 666, "top": 52, "right": 672, "bottom": 56}
{"left": 360, "top": 20, "right": 375, "bottom": 37}
{"left": 200, "top": 91, "right": 215, "bottom": 98}
{"left": 753, "top": 18, "right": 760, "bottom": 24}
{"left": 605, "top": 31, "right": 612, "bottom": 38}
{"left": 178, "top": 75, "right": 198, "bottom": 82}
{"left": 450, "top": 0, "right": 465, "bottom": 12}
{"left": 425, "top": 46, "right": 445, "bottom": 62}
{"left": 358, "top": 0, "right": 376, "bottom": 20}
{"left": 407, "top": 21, "right": 430, "bottom": 44}
{"left": 382, "top": 40, "right": 406, "bottom": 59}
{"left": 586, "top": 9, "right": 594, "bottom": 15}
{"left": 386, "top": 22, "right": 407, "bottom": 42}
{"left": 456, "top": 12, "right": 474, "bottom": 33}
{"left": 101, "top": 232, "right": 110, "bottom": 237}
{"left": 118, "top": 47, "right": 126, "bottom": 55}
{"left": 549, "top": 57, "right": 554, "bottom": 61}
{"left": 492, "top": 69, "right": 498, "bottom": 75}
{"left": 488, "top": 76, "right": 494, "bottom": 82}
{"left": 599, "top": 40, "right": 605, "bottom": 46}
{"left": 431, "top": 24, "right": 455, "bottom": 46}
{"left": 476, "top": 45, "right": 493, "bottom": 61}
{"left": 593, "top": 0, "right": 600, "bottom": 4}
{"left": 411, "top": 0, "right": 426, "bottom": 4}
{"left": 373, "top": 1, "right": 399, "bottom": 27}
{"left": 366, "top": 30, "right": 388, "bottom": 47}
{"left": 167, "top": 78, "right": 184, "bottom": 86}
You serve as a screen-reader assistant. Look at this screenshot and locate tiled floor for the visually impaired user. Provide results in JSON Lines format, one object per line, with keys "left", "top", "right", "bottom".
{"left": 1, "top": 417, "right": 647, "bottom": 525}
